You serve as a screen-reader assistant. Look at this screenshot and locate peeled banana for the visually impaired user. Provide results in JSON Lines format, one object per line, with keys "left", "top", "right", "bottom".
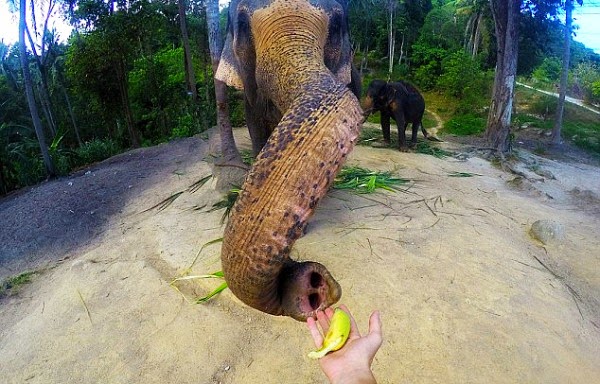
{"left": 308, "top": 308, "right": 351, "bottom": 359}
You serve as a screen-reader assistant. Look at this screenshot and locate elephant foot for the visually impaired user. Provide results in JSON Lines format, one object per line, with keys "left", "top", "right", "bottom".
{"left": 211, "top": 160, "right": 249, "bottom": 194}
{"left": 214, "top": 156, "right": 250, "bottom": 171}
{"left": 371, "top": 140, "right": 391, "bottom": 149}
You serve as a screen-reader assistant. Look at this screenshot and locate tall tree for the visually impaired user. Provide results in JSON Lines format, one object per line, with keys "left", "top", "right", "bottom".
{"left": 457, "top": 0, "right": 489, "bottom": 57}
{"left": 18, "top": 0, "right": 56, "bottom": 176}
{"left": 484, "top": 0, "right": 521, "bottom": 154}
{"left": 205, "top": 0, "right": 242, "bottom": 165}
{"left": 552, "top": 0, "right": 580, "bottom": 145}
{"left": 386, "top": 0, "right": 397, "bottom": 77}
{"left": 178, "top": 0, "right": 198, "bottom": 102}
{"left": 24, "top": 0, "right": 59, "bottom": 137}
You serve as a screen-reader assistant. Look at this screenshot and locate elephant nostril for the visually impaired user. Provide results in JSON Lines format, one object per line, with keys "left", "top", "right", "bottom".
{"left": 308, "top": 293, "right": 320, "bottom": 310}
{"left": 310, "top": 272, "right": 323, "bottom": 288}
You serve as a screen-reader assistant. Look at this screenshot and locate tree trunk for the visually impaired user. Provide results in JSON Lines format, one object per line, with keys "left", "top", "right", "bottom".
{"left": 484, "top": 0, "right": 520, "bottom": 154}
{"left": 552, "top": 0, "right": 573, "bottom": 145}
{"left": 19, "top": 0, "right": 56, "bottom": 176}
{"left": 473, "top": 12, "right": 483, "bottom": 57}
{"left": 60, "top": 81, "right": 82, "bottom": 146}
{"left": 117, "top": 58, "right": 140, "bottom": 147}
{"left": 178, "top": 0, "right": 198, "bottom": 102}
{"left": 205, "top": 0, "right": 242, "bottom": 164}
{"left": 25, "top": 24, "right": 57, "bottom": 137}
{"left": 387, "top": 1, "right": 394, "bottom": 78}
{"left": 397, "top": 34, "right": 404, "bottom": 67}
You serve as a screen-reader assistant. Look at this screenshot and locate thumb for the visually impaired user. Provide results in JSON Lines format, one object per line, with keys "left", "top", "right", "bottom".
{"left": 367, "top": 310, "right": 383, "bottom": 347}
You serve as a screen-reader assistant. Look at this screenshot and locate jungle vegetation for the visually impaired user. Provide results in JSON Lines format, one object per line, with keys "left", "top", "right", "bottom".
{"left": 1, "top": 0, "right": 599, "bottom": 195}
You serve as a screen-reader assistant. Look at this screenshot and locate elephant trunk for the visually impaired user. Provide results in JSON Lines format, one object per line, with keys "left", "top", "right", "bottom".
{"left": 220, "top": 0, "right": 364, "bottom": 321}
{"left": 361, "top": 95, "right": 375, "bottom": 117}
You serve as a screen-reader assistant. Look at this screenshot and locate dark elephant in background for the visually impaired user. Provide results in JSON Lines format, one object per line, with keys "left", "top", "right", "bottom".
{"left": 214, "top": 0, "right": 364, "bottom": 320}
{"left": 363, "top": 79, "right": 436, "bottom": 150}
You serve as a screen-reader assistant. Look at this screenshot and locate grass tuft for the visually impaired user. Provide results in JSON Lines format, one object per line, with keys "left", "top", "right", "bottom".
{"left": 170, "top": 270, "right": 229, "bottom": 304}
{"left": 357, "top": 127, "right": 382, "bottom": 145}
{"left": 333, "top": 166, "right": 409, "bottom": 194}
{"left": 196, "top": 281, "right": 229, "bottom": 303}
{"left": 240, "top": 150, "right": 255, "bottom": 166}
{"left": 188, "top": 174, "right": 212, "bottom": 193}
{"left": 1, "top": 271, "right": 37, "bottom": 297}
{"left": 209, "top": 188, "right": 242, "bottom": 223}
{"left": 415, "top": 142, "right": 453, "bottom": 158}
{"left": 447, "top": 171, "right": 482, "bottom": 177}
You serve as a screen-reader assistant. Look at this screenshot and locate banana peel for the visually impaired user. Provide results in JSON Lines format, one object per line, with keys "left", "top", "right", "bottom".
{"left": 308, "top": 308, "right": 351, "bottom": 359}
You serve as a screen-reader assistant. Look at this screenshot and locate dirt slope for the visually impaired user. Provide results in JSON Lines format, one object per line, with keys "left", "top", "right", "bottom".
{"left": 1, "top": 127, "right": 599, "bottom": 384}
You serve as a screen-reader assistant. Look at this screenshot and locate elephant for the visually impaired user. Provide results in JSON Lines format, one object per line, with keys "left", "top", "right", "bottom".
{"left": 214, "top": 0, "right": 364, "bottom": 321}
{"left": 363, "top": 79, "right": 435, "bottom": 150}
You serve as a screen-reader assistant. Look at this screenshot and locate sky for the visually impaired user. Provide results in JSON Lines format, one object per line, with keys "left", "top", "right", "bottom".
{"left": 573, "top": 1, "right": 600, "bottom": 53}
{"left": 1, "top": 1, "right": 600, "bottom": 54}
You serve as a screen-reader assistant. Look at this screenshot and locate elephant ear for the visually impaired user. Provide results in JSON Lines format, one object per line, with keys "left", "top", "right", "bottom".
{"left": 215, "top": 17, "right": 244, "bottom": 90}
{"left": 385, "top": 84, "right": 397, "bottom": 105}
{"left": 324, "top": 0, "right": 353, "bottom": 89}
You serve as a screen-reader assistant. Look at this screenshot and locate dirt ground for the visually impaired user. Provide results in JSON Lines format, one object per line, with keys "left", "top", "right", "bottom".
{"left": 1, "top": 124, "right": 599, "bottom": 384}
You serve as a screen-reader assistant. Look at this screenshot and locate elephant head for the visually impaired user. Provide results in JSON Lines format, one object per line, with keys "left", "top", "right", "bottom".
{"left": 215, "top": 0, "right": 364, "bottom": 321}
{"left": 362, "top": 79, "right": 394, "bottom": 116}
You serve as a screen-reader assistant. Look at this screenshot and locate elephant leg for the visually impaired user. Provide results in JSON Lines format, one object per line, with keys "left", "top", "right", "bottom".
{"left": 410, "top": 122, "right": 419, "bottom": 148}
{"left": 394, "top": 110, "right": 407, "bottom": 150}
{"left": 381, "top": 112, "right": 391, "bottom": 144}
{"left": 216, "top": 79, "right": 244, "bottom": 166}
{"left": 245, "top": 98, "right": 272, "bottom": 156}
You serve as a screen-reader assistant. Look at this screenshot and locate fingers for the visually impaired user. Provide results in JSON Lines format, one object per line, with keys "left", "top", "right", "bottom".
{"left": 316, "top": 308, "right": 332, "bottom": 334}
{"left": 306, "top": 316, "right": 324, "bottom": 348}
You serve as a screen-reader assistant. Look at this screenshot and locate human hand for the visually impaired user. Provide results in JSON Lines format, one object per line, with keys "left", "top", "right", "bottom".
{"left": 306, "top": 305, "right": 382, "bottom": 384}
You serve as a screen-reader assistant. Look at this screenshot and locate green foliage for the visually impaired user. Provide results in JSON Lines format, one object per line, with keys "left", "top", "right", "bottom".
{"left": 443, "top": 114, "right": 486, "bottom": 136}
{"left": 74, "top": 138, "right": 122, "bottom": 166}
{"left": 437, "top": 51, "right": 491, "bottom": 111}
{"left": 228, "top": 90, "right": 246, "bottom": 127}
{"left": 573, "top": 62, "right": 600, "bottom": 105}
{"left": 129, "top": 48, "right": 205, "bottom": 142}
{"left": 171, "top": 114, "right": 198, "bottom": 139}
{"left": 514, "top": 87, "right": 600, "bottom": 157}
{"left": 593, "top": 81, "right": 600, "bottom": 98}
{"left": 412, "top": 44, "right": 448, "bottom": 90}
{"left": 0, "top": 123, "right": 46, "bottom": 190}
{"left": 415, "top": 141, "right": 453, "bottom": 158}
{"left": 528, "top": 94, "right": 557, "bottom": 118}
{"left": 531, "top": 57, "right": 562, "bottom": 86}
{"left": 333, "top": 166, "right": 410, "bottom": 194}
{"left": 1, "top": 271, "right": 37, "bottom": 296}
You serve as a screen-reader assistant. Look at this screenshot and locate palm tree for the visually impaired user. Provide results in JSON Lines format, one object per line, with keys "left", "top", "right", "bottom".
{"left": 18, "top": 0, "right": 56, "bottom": 176}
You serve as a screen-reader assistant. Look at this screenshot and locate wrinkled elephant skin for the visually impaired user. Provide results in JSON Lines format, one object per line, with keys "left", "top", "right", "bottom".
{"left": 215, "top": 0, "right": 363, "bottom": 321}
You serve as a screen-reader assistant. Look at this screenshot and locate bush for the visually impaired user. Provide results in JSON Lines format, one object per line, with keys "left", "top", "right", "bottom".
{"left": 436, "top": 52, "right": 492, "bottom": 114}
{"left": 531, "top": 57, "right": 562, "bottom": 86}
{"left": 443, "top": 114, "right": 486, "bottom": 136}
{"left": 574, "top": 62, "right": 600, "bottom": 104}
{"left": 171, "top": 113, "right": 198, "bottom": 138}
{"left": 528, "top": 94, "right": 557, "bottom": 119}
{"left": 74, "top": 138, "right": 122, "bottom": 166}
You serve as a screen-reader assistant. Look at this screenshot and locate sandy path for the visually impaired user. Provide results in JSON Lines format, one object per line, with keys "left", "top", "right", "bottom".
{"left": 1, "top": 128, "right": 599, "bottom": 383}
